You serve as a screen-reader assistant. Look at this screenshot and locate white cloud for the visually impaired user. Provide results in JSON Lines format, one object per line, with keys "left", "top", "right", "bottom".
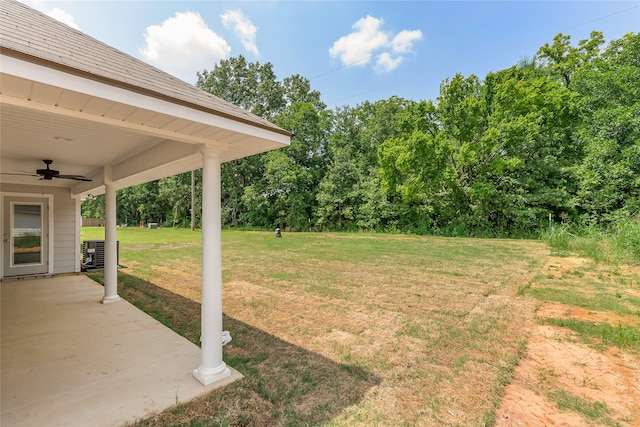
{"left": 22, "top": 1, "right": 77, "bottom": 28}
{"left": 140, "top": 11, "right": 231, "bottom": 83}
{"left": 391, "top": 30, "right": 423, "bottom": 54}
{"left": 329, "top": 16, "right": 388, "bottom": 67}
{"left": 375, "top": 52, "right": 403, "bottom": 73}
{"left": 46, "top": 7, "right": 80, "bottom": 30}
{"left": 221, "top": 9, "right": 259, "bottom": 56}
{"left": 329, "top": 15, "right": 422, "bottom": 73}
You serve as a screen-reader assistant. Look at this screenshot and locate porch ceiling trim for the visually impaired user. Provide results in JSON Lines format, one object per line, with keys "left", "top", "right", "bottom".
{"left": 1, "top": 0, "right": 291, "bottom": 194}
{"left": 1, "top": 53, "right": 292, "bottom": 142}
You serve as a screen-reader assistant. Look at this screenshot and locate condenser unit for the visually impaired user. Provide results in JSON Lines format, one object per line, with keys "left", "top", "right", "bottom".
{"left": 82, "top": 240, "right": 119, "bottom": 270}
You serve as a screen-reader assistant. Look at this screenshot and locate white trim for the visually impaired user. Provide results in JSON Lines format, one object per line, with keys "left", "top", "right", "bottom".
{"left": 74, "top": 197, "right": 81, "bottom": 273}
{"left": 9, "top": 200, "right": 45, "bottom": 269}
{"left": 0, "top": 192, "right": 54, "bottom": 278}
{"left": 49, "top": 194, "right": 54, "bottom": 275}
{"left": 194, "top": 148, "right": 230, "bottom": 385}
{"left": 1, "top": 55, "right": 291, "bottom": 143}
{"left": 102, "top": 169, "right": 120, "bottom": 303}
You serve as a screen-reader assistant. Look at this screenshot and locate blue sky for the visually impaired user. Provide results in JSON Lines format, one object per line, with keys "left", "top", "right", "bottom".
{"left": 23, "top": 0, "right": 640, "bottom": 108}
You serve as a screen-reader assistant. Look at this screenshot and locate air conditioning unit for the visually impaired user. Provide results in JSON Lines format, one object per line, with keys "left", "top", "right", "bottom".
{"left": 82, "top": 240, "right": 119, "bottom": 270}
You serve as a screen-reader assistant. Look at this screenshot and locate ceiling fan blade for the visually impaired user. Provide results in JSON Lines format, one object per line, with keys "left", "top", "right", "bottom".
{"left": 55, "top": 174, "right": 93, "bottom": 182}
{"left": 1, "top": 172, "right": 40, "bottom": 177}
{"left": 4, "top": 161, "right": 91, "bottom": 182}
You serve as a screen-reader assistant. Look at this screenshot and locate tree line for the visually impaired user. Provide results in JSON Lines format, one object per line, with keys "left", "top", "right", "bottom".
{"left": 82, "top": 31, "right": 639, "bottom": 237}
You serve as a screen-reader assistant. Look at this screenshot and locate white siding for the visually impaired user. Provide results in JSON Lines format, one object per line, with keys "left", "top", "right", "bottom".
{"left": 1, "top": 183, "right": 80, "bottom": 275}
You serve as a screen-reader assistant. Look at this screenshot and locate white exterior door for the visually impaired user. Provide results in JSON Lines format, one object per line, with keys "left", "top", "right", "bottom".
{"left": 2, "top": 196, "right": 49, "bottom": 277}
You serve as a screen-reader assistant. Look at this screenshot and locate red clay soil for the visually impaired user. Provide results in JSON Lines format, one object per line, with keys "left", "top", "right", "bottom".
{"left": 495, "top": 258, "right": 640, "bottom": 427}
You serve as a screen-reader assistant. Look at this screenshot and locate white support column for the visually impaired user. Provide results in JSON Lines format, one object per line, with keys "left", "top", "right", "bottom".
{"left": 102, "top": 167, "right": 120, "bottom": 304}
{"left": 74, "top": 196, "right": 82, "bottom": 273}
{"left": 193, "top": 147, "right": 230, "bottom": 385}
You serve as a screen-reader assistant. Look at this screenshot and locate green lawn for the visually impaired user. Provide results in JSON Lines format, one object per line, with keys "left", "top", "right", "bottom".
{"left": 80, "top": 227, "right": 639, "bottom": 426}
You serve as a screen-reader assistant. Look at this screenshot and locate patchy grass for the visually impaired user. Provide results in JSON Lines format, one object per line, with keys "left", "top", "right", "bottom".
{"left": 503, "top": 255, "right": 640, "bottom": 426}
{"left": 83, "top": 228, "right": 548, "bottom": 426}
{"left": 541, "top": 318, "right": 640, "bottom": 352}
{"left": 526, "top": 287, "right": 640, "bottom": 315}
{"left": 548, "top": 389, "right": 616, "bottom": 426}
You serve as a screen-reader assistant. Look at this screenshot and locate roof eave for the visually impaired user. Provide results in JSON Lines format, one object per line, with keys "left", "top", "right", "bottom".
{"left": 0, "top": 46, "right": 294, "bottom": 139}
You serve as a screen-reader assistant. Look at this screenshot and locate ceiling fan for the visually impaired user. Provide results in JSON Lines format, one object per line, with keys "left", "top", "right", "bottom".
{"left": 3, "top": 159, "right": 92, "bottom": 182}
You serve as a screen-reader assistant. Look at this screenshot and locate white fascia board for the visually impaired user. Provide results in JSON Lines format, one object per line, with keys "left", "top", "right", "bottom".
{"left": 1, "top": 54, "right": 290, "bottom": 145}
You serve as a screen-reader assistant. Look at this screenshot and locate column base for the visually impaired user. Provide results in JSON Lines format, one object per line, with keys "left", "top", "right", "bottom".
{"left": 101, "top": 295, "right": 121, "bottom": 304}
{"left": 193, "top": 363, "right": 231, "bottom": 385}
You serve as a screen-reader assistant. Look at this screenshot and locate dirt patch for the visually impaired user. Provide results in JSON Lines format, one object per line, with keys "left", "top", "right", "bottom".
{"left": 496, "top": 257, "right": 640, "bottom": 426}
{"left": 495, "top": 321, "right": 640, "bottom": 426}
{"left": 538, "top": 302, "right": 640, "bottom": 328}
{"left": 542, "top": 256, "right": 591, "bottom": 278}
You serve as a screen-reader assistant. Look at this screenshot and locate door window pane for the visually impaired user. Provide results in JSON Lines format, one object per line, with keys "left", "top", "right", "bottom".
{"left": 13, "top": 204, "right": 42, "bottom": 265}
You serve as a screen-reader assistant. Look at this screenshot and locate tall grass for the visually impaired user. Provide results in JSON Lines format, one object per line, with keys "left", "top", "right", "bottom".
{"left": 544, "top": 219, "right": 640, "bottom": 264}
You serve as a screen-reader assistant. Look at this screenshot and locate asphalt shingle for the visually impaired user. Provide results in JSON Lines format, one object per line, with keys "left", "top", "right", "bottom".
{"left": 0, "top": 0, "right": 291, "bottom": 136}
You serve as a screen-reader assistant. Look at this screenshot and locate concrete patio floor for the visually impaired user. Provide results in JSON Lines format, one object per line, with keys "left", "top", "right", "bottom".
{"left": 1, "top": 274, "right": 241, "bottom": 427}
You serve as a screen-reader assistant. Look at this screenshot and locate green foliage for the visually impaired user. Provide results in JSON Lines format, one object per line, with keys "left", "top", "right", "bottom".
{"left": 316, "top": 98, "right": 409, "bottom": 231}
{"left": 611, "top": 219, "right": 640, "bottom": 261}
{"left": 80, "top": 194, "right": 104, "bottom": 219}
{"left": 377, "top": 59, "right": 580, "bottom": 237}
{"left": 82, "top": 32, "right": 640, "bottom": 241}
{"left": 536, "top": 31, "right": 604, "bottom": 87}
{"left": 197, "top": 55, "right": 286, "bottom": 121}
{"left": 572, "top": 33, "right": 640, "bottom": 224}
{"left": 543, "top": 219, "right": 640, "bottom": 264}
{"left": 81, "top": 172, "right": 202, "bottom": 228}
{"left": 545, "top": 224, "right": 574, "bottom": 255}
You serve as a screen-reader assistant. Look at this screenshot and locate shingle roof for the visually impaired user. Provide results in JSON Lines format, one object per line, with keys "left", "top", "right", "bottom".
{"left": 0, "top": 0, "right": 291, "bottom": 137}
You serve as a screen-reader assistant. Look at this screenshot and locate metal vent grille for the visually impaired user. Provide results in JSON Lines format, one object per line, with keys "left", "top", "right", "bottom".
{"left": 82, "top": 240, "right": 118, "bottom": 269}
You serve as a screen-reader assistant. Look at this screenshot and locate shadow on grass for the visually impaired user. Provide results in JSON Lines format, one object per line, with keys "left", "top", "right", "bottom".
{"left": 91, "top": 271, "right": 380, "bottom": 426}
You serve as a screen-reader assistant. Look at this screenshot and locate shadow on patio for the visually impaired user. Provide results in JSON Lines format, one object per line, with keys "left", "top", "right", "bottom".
{"left": 92, "top": 270, "right": 380, "bottom": 426}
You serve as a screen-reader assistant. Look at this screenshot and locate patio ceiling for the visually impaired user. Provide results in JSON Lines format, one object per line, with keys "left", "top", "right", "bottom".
{"left": 0, "top": 59, "right": 290, "bottom": 197}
